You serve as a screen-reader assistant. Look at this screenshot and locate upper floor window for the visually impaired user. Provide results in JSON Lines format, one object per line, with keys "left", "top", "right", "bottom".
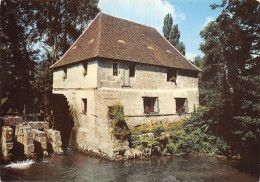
{"left": 167, "top": 68, "right": 177, "bottom": 82}
{"left": 63, "top": 67, "right": 67, "bottom": 80}
{"left": 83, "top": 62, "right": 88, "bottom": 76}
{"left": 113, "top": 62, "right": 119, "bottom": 76}
{"left": 129, "top": 64, "right": 135, "bottom": 77}
{"left": 143, "top": 97, "right": 159, "bottom": 114}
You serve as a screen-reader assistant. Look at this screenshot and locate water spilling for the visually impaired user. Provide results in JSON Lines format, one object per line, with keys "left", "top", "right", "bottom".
{"left": 0, "top": 151, "right": 257, "bottom": 182}
{"left": 4, "top": 159, "right": 34, "bottom": 169}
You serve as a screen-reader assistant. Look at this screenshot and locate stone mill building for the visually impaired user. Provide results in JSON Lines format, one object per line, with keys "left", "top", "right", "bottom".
{"left": 50, "top": 13, "right": 200, "bottom": 157}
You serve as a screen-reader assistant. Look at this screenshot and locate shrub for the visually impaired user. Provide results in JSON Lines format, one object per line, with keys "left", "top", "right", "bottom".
{"left": 171, "top": 106, "right": 230, "bottom": 156}
{"left": 108, "top": 102, "right": 130, "bottom": 140}
{"left": 130, "top": 107, "right": 230, "bottom": 157}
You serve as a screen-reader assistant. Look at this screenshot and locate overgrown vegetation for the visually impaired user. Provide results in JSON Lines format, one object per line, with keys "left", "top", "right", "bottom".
{"left": 108, "top": 103, "right": 130, "bottom": 140}
{"left": 132, "top": 106, "right": 230, "bottom": 157}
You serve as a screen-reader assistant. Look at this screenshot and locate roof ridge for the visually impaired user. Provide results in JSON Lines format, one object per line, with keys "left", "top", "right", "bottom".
{"left": 101, "top": 12, "right": 155, "bottom": 30}
{"left": 50, "top": 12, "right": 102, "bottom": 68}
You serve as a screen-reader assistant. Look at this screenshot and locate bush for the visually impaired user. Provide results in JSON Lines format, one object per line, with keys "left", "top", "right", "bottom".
{"left": 131, "top": 107, "right": 230, "bottom": 157}
{"left": 108, "top": 102, "right": 130, "bottom": 140}
{"left": 171, "top": 106, "right": 230, "bottom": 156}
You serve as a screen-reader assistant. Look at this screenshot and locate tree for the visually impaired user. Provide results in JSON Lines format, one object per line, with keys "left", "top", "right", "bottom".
{"left": 163, "top": 13, "right": 173, "bottom": 41}
{"left": 163, "top": 13, "right": 186, "bottom": 55}
{"left": 0, "top": 0, "right": 100, "bottom": 114}
{"left": 31, "top": 0, "right": 99, "bottom": 111}
{"left": 0, "top": 0, "right": 36, "bottom": 113}
{"left": 200, "top": 0, "right": 260, "bottom": 175}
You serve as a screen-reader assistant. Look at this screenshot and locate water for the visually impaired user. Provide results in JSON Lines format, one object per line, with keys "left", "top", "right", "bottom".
{"left": 0, "top": 151, "right": 257, "bottom": 182}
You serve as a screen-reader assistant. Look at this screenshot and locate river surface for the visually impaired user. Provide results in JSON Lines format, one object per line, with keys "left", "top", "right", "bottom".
{"left": 0, "top": 150, "right": 258, "bottom": 182}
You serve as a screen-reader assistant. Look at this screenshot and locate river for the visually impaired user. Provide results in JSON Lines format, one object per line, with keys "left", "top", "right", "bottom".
{"left": 0, "top": 150, "right": 258, "bottom": 182}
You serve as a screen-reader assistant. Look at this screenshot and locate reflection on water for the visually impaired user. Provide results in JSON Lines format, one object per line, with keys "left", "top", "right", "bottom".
{"left": 0, "top": 151, "right": 258, "bottom": 182}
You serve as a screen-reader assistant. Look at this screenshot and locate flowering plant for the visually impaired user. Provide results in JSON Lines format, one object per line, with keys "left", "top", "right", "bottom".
{"left": 169, "top": 76, "right": 176, "bottom": 82}
{"left": 144, "top": 106, "right": 150, "bottom": 113}
{"left": 113, "top": 68, "right": 120, "bottom": 76}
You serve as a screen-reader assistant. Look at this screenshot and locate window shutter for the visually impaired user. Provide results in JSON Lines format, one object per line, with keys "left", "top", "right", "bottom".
{"left": 156, "top": 98, "right": 160, "bottom": 113}
{"left": 121, "top": 65, "right": 125, "bottom": 87}
{"left": 125, "top": 65, "right": 130, "bottom": 86}
{"left": 185, "top": 99, "right": 189, "bottom": 113}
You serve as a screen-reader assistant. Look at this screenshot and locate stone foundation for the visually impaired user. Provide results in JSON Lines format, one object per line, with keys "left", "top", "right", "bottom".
{"left": 0, "top": 117, "right": 63, "bottom": 160}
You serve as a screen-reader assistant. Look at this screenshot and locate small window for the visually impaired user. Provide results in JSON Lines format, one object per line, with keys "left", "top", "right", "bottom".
{"left": 82, "top": 99, "right": 87, "bottom": 115}
{"left": 175, "top": 98, "right": 188, "bottom": 114}
{"left": 113, "top": 63, "right": 119, "bottom": 76}
{"left": 167, "top": 68, "right": 177, "bottom": 82}
{"left": 83, "top": 62, "right": 88, "bottom": 76}
{"left": 63, "top": 67, "right": 67, "bottom": 80}
{"left": 129, "top": 64, "right": 135, "bottom": 77}
{"left": 143, "top": 97, "right": 159, "bottom": 114}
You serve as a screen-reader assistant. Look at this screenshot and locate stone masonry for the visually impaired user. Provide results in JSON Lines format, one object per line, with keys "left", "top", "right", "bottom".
{"left": 1, "top": 117, "right": 63, "bottom": 159}
{"left": 52, "top": 58, "right": 199, "bottom": 158}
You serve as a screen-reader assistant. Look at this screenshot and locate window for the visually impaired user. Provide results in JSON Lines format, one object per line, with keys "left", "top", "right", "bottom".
{"left": 129, "top": 64, "right": 135, "bottom": 77}
{"left": 113, "top": 63, "right": 119, "bottom": 76}
{"left": 63, "top": 67, "right": 67, "bottom": 80}
{"left": 143, "top": 97, "right": 159, "bottom": 114}
{"left": 83, "top": 62, "right": 88, "bottom": 76}
{"left": 82, "top": 99, "right": 87, "bottom": 115}
{"left": 175, "top": 98, "right": 188, "bottom": 113}
{"left": 167, "top": 68, "right": 177, "bottom": 82}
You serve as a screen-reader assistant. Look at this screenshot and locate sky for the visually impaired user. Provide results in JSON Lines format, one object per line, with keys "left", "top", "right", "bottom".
{"left": 98, "top": 0, "right": 222, "bottom": 60}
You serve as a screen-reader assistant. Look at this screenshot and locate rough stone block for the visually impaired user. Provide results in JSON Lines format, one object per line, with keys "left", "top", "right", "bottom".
{"left": 43, "top": 122, "right": 49, "bottom": 129}
{"left": 15, "top": 125, "right": 24, "bottom": 136}
{"left": 101, "top": 81, "right": 108, "bottom": 87}
{"left": 53, "top": 146, "right": 63, "bottom": 154}
{"left": 5, "top": 142, "right": 13, "bottom": 150}
{"left": 23, "top": 129, "right": 33, "bottom": 138}
{"left": 24, "top": 144, "right": 34, "bottom": 154}
{"left": 43, "top": 150, "right": 48, "bottom": 156}
{"left": 23, "top": 136, "right": 33, "bottom": 145}
{"left": 36, "top": 122, "right": 45, "bottom": 130}
{"left": 41, "top": 142, "right": 47, "bottom": 150}
{"left": 2, "top": 126, "right": 13, "bottom": 142}
{"left": 35, "top": 136, "right": 46, "bottom": 143}
{"left": 107, "top": 75, "right": 115, "bottom": 81}
{"left": 52, "top": 131, "right": 61, "bottom": 142}
{"left": 32, "top": 129, "right": 46, "bottom": 138}
{"left": 17, "top": 136, "right": 23, "bottom": 143}
{"left": 53, "top": 141, "right": 62, "bottom": 147}
{"left": 27, "top": 122, "right": 45, "bottom": 130}
{"left": 1, "top": 117, "right": 22, "bottom": 126}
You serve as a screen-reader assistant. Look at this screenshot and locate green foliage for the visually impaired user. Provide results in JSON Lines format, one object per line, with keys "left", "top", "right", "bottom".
{"left": 169, "top": 24, "right": 180, "bottom": 46}
{"left": 108, "top": 103, "right": 130, "bottom": 140}
{"left": 132, "top": 108, "right": 230, "bottom": 157}
{"left": 199, "top": 1, "right": 259, "bottom": 174}
{"left": 162, "top": 13, "right": 186, "bottom": 55}
{"left": 0, "top": 0, "right": 99, "bottom": 114}
{"left": 174, "top": 106, "right": 230, "bottom": 156}
{"left": 0, "top": 0, "right": 36, "bottom": 113}
{"left": 176, "top": 41, "right": 185, "bottom": 56}
{"left": 163, "top": 13, "right": 173, "bottom": 41}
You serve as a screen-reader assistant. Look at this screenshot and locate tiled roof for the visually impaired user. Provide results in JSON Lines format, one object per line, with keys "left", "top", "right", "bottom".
{"left": 50, "top": 13, "right": 200, "bottom": 71}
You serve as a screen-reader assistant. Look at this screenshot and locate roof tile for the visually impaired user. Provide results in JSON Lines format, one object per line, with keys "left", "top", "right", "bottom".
{"left": 51, "top": 13, "right": 200, "bottom": 71}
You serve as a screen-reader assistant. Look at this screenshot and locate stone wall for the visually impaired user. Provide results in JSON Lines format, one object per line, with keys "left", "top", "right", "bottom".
{"left": 53, "top": 86, "right": 129, "bottom": 158}
{"left": 97, "top": 88, "right": 199, "bottom": 128}
{"left": 52, "top": 58, "right": 199, "bottom": 157}
{"left": 97, "top": 59, "right": 198, "bottom": 90}
{"left": 53, "top": 60, "right": 98, "bottom": 89}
